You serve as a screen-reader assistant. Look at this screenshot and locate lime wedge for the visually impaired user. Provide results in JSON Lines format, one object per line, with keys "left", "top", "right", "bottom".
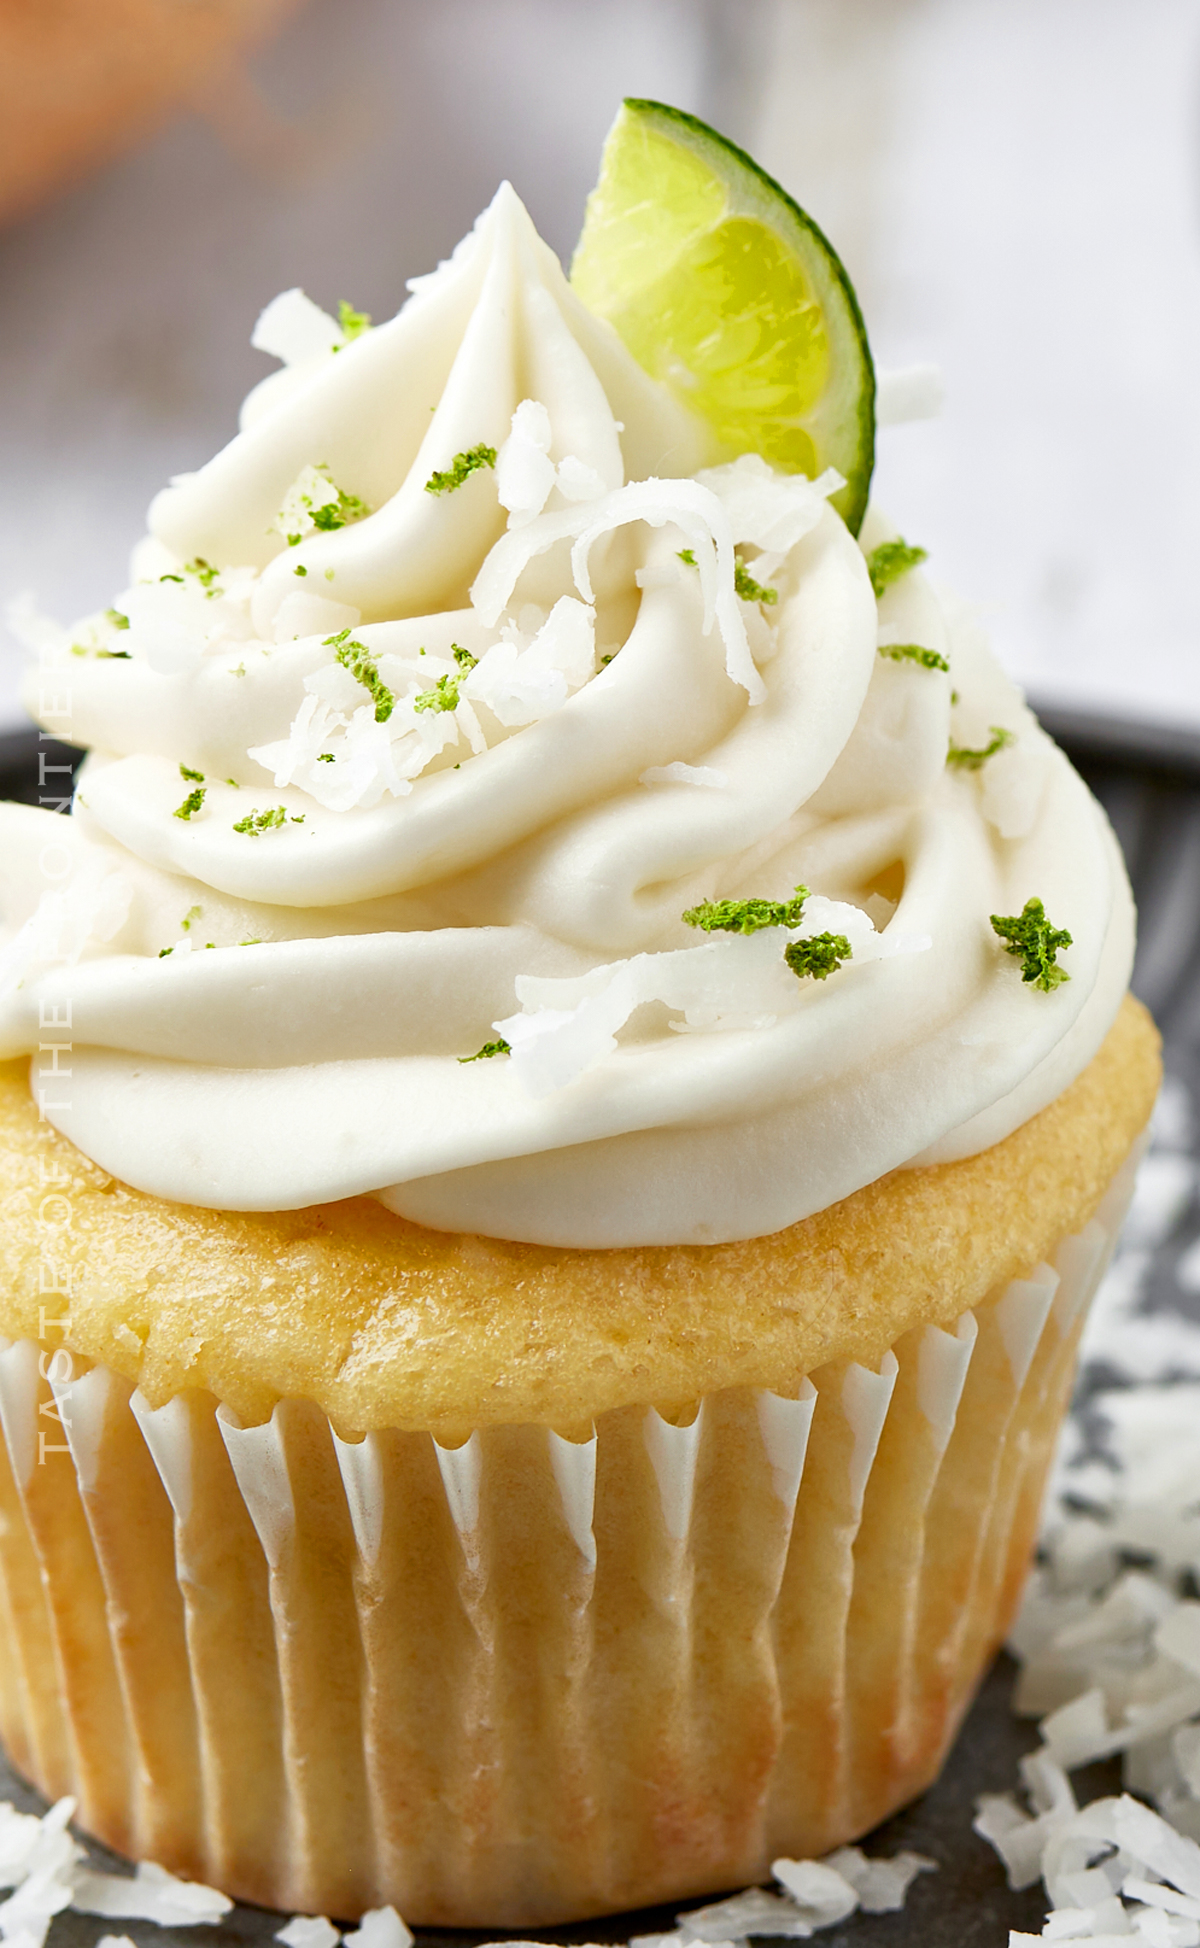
{"left": 571, "top": 98, "right": 875, "bottom": 534}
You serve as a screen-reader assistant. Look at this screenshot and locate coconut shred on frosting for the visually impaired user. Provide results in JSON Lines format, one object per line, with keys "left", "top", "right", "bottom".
{"left": 0, "top": 184, "right": 1133, "bottom": 1247}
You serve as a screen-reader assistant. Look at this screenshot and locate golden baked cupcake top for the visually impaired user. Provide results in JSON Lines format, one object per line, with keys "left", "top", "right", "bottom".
{"left": 0, "top": 996, "right": 1160, "bottom": 1434}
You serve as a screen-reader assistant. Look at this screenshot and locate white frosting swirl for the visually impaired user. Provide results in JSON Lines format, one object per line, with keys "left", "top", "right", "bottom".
{"left": 0, "top": 185, "right": 1133, "bottom": 1246}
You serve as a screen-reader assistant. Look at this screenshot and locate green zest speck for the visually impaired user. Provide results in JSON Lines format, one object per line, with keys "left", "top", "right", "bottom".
{"left": 337, "top": 299, "right": 371, "bottom": 341}
{"left": 105, "top": 608, "right": 130, "bottom": 631}
{"left": 683, "top": 884, "right": 809, "bottom": 934}
{"left": 185, "top": 557, "right": 220, "bottom": 594}
{"left": 424, "top": 444, "right": 498, "bottom": 495}
{"left": 452, "top": 643, "right": 477, "bottom": 671}
{"left": 733, "top": 557, "right": 778, "bottom": 605}
{"left": 947, "top": 726, "right": 1014, "bottom": 770}
{"left": 312, "top": 484, "right": 370, "bottom": 532}
{"left": 181, "top": 905, "right": 202, "bottom": 932}
{"left": 459, "top": 1038, "right": 511, "bottom": 1063}
{"left": 414, "top": 673, "right": 461, "bottom": 713}
{"left": 878, "top": 643, "right": 949, "bottom": 673}
{"left": 784, "top": 932, "right": 852, "bottom": 981}
{"left": 282, "top": 467, "right": 371, "bottom": 544}
{"left": 677, "top": 540, "right": 780, "bottom": 607}
{"left": 866, "top": 537, "right": 928, "bottom": 600}
{"left": 990, "top": 898, "right": 1071, "bottom": 992}
{"left": 327, "top": 632, "right": 395, "bottom": 722}
{"left": 173, "top": 787, "right": 206, "bottom": 822}
{"left": 233, "top": 806, "right": 289, "bottom": 837}
{"left": 179, "top": 763, "right": 205, "bottom": 783}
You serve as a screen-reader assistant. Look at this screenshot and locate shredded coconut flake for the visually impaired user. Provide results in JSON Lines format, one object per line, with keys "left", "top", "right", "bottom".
{"left": 0, "top": 1806, "right": 53, "bottom": 1892}
{"left": 470, "top": 476, "right": 765, "bottom": 702}
{"left": 769, "top": 1859, "right": 860, "bottom": 1928}
{"left": 251, "top": 288, "right": 344, "bottom": 365}
{"left": 463, "top": 597, "right": 595, "bottom": 725}
{"left": 695, "top": 452, "right": 843, "bottom": 555}
{"left": 556, "top": 452, "right": 607, "bottom": 503}
{"left": 69, "top": 1859, "right": 232, "bottom": 1925}
{"left": 495, "top": 399, "right": 557, "bottom": 525}
{"left": 820, "top": 1845, "right": 938, "bottom": 1912}
{"left": 342, "top": 1907, "right": 413, "bottom": 1948}
{"left": 275, "top": 1918, "right": 340, "bottom": 1948}
{"left": 679, "top": 1886, "right": 818, "bottom": 1939}
{"left": 495, "top": 400, "right": 607, "bottom": 528}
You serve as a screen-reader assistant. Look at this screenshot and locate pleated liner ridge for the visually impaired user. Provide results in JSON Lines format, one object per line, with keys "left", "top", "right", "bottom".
{"left": 0, "top": 1154, "right": 1139, "bottom": 1929}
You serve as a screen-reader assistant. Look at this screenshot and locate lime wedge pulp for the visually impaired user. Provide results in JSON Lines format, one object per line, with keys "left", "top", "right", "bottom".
{"left": 570, "top": 98, "right": 875, "bottom": 535}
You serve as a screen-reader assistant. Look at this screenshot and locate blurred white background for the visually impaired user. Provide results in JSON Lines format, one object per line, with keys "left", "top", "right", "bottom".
{"left": 1, "top": 0, "right": 1197, "bottom": 733}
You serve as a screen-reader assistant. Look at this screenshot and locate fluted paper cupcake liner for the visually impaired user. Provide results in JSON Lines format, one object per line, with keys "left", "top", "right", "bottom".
{"left": 0, "top": 1149, "right": 1140, "bottom": 1927}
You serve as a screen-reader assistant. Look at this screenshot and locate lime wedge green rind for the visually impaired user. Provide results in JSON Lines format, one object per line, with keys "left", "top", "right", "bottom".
{"left": 571, "top": 98, "right": 876, "bottom": 536}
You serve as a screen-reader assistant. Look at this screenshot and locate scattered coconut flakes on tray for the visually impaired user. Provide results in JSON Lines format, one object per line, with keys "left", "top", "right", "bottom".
{"left": 975, "top": 1066, "right": 1200, "bottom": 1944}
{"left": 625, "top": 1849, "right": 936, "bottom": 1946}
{"left": 0, "top": 1796, "right": 232, "bottom": 1944}
{"left": 0, "top": 1798, "right": 418, "bottom": 1948}
{"left": 0, "top": 1765, "right": 935, "bottom": 1948}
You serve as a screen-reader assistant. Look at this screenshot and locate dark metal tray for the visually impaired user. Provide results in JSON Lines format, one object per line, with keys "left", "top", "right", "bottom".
{"left": 0, "top": 709, "right": 1197, "bottom": 1948}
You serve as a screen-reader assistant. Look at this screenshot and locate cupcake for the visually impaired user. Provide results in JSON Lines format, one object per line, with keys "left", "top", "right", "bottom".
{"left": 0, "top": 101, "right": 1158, "bottom": 1926}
